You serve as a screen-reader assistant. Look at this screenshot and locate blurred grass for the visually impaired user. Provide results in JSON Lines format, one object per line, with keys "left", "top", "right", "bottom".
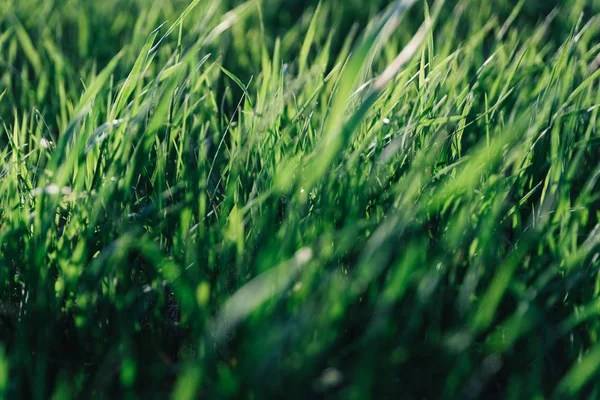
{"left": 0, "top": 0, "right": 600, "bottom": 398}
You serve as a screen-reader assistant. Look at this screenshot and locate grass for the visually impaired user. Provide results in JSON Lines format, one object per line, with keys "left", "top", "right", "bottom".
{"left": 0, "top": 0, "right": 600, "bottom": 398}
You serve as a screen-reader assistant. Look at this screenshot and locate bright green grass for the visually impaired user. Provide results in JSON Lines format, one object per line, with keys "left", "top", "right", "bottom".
{"left": 1, "top": 0, "right": 600, "bottom": 398}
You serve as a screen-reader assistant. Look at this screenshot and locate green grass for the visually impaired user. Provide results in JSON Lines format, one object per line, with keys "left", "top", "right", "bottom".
{"left": 1, "top": 0, "right": 600, "bottom": 398}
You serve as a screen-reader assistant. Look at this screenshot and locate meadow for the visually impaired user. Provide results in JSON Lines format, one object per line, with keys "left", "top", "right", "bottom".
{"left": 1, "top": 0, "right": 600, "bottom": 398}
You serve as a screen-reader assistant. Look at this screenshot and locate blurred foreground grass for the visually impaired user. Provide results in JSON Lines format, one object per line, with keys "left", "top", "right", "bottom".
{"left": 1, "top": 0, "right": 600, "bottom": 398}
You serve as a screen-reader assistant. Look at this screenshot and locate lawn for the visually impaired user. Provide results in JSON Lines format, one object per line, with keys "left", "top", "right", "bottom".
{"left": 1, "top": 0, "right": 600, "bottom": 398}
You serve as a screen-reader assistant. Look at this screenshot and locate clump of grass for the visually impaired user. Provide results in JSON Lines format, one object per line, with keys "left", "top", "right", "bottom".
{"left": 1, "top": 0, "right": 600, "bottom": 398}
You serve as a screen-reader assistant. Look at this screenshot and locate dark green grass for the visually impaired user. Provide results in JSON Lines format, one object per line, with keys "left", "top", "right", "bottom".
{"left": 1, "top": 0, "right": 600, "bottom": 398}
